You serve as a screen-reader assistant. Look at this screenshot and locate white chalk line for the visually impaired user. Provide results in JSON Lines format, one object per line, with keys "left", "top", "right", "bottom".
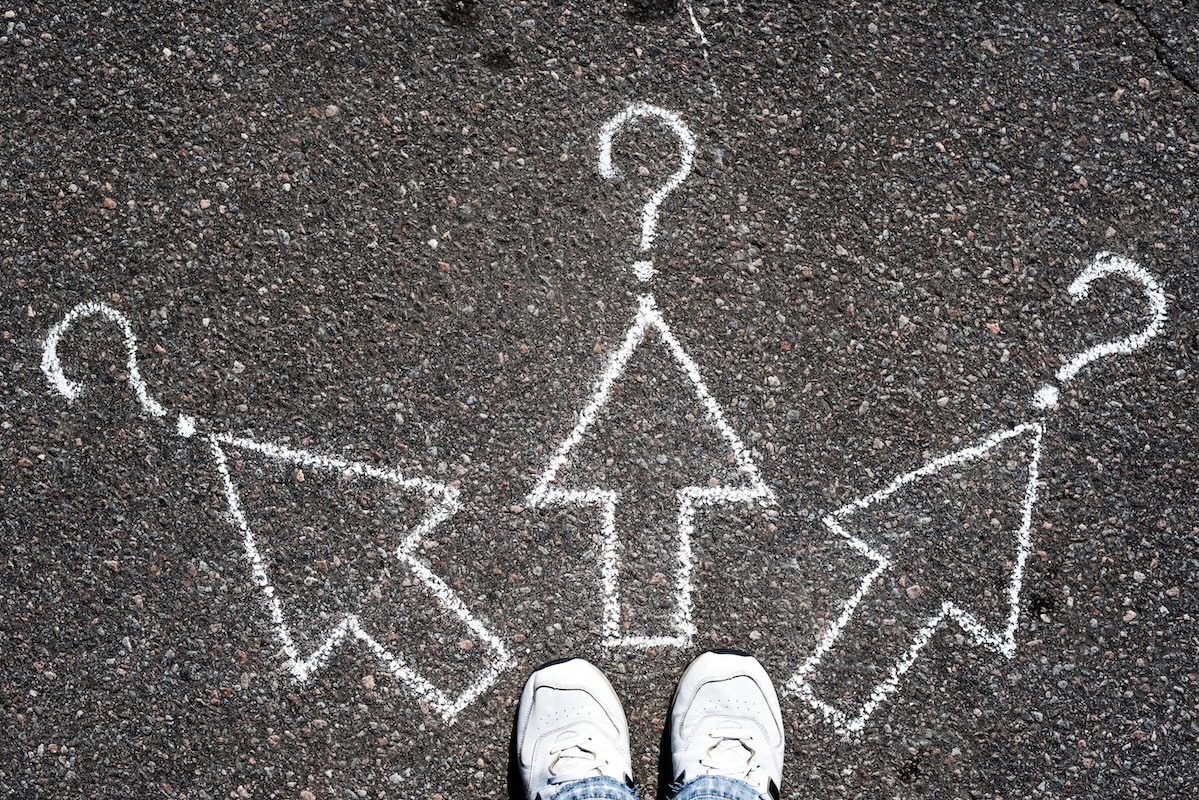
{"left": 682, "top": 2, "right": 721, "bottom": 100}
{"left": 598, "top": 103, "right": 697, "bottom": 253}
{"left": 1034, "top": 252, "right": 1168, "bottom": 409}
{"left": 685, "top": 1, "right": 709, "bottom": 45}
{"left": 41, "top": 301, "right": 168, "bottom": 418}
{"left": 785, "top": 421, "right": 1043, "bottom": 733}
{"left": 210, "top": 432, "right": 513, "bottom": 723}
{"left": 42, "top": 301, "right": 511, "bottom": 723}
{"left": 528, "top": 294, "right": 774, "bottom": 648}
{"left": 632, "top": 260, "right": 658, "bottom": 282}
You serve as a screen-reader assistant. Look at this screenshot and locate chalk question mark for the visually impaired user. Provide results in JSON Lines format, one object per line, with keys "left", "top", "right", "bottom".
{"left": 41, "top": 301, "right": 199, "bottom": 437}
{"left": 598, "top": 102, "right": 697, "bottom": 282}
{"left": 1032, "top": 252, "right": 1168, "bottom": 410}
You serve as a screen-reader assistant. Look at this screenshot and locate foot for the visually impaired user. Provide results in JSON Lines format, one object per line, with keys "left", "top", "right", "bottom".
{"left": 669, "top": 650, "right": 784, "bottom": 800}
{"left": 516, "top": 658, "right": 634, "bottom": 800}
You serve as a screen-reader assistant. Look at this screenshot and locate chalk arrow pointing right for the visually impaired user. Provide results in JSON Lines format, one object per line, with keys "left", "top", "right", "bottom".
{"left": 786, "top": 422, "right": 1043, "bottom": 733}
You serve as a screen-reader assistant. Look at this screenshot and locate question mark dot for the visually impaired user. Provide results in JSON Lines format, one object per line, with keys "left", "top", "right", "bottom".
{"left": 1032, "top": 385, "right": 1059, "bottom": 410}
{"left": 177, "top": 414, "right": 197, "bottom": 438}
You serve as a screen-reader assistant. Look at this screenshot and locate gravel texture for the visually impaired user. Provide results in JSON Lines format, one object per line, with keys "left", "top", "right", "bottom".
{"left": 2, "top": 1, "right": 1196, "bottom": 798}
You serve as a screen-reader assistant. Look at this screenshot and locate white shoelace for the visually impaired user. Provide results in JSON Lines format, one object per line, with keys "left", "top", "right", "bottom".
{"left": 547, "top": 733, "right": 609, "bottom": 786}
{"left": 699, "top": 727, "right": 760, "bottom": 782}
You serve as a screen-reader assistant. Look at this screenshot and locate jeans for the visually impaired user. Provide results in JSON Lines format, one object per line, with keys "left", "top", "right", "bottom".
{"left": 553, "top": 774, "right": 762, "bottom": 800}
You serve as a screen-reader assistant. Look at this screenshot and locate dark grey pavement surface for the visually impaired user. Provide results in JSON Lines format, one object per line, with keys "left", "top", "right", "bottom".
{"left": 2, "top": 1, "right": 1197, "bottom": 797}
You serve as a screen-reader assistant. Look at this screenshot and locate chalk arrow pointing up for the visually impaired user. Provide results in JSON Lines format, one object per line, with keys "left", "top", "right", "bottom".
{"left": 786, "top": 422, "right": 1043, "bottom": 733}
{"left": 527, "top": 295, "right": 775, "bottom": 648}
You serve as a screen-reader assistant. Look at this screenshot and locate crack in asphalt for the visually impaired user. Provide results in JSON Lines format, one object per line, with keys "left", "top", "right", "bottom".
{"left": 1113, "top": 1, "right": 1199, "bottom": 96}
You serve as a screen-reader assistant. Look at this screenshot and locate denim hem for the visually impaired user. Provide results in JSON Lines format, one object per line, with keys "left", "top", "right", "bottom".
{"left": 549, "top": 774, "right": 637, "bottom": 800}
{"left": 669, "top": 773, "right": 764, "bottom": 800}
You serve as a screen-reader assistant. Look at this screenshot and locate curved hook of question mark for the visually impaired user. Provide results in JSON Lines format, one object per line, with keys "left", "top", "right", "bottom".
{"left": 1032, "top": 252, "right": 1168, "bottom": 410}
{"left": 597, "top": 102, "right": 697, "bottom": 281}
{"left": 41, "top": 301, "right": 197, "bottom": 437}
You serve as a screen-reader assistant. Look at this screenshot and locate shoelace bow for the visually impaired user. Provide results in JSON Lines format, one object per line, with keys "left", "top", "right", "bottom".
{"left": 547, "top": 733, "right": 609, "bottom": 785}
{"left": 699, "top": 728, "right": 760, "bottom": 782}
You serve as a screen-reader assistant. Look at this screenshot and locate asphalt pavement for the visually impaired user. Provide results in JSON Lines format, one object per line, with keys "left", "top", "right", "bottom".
{"left": 2, "top": 1, "right": 1197, "bottom": 798}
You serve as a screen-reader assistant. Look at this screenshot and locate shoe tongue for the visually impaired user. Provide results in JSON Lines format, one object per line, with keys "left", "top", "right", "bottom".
{"left": 706, "top": 723, "right": 754, "bottom": 777}
{"left": 550, "top": 732, "right": 600, "bottom": 780}
{"left": 554, "top": 730, "right": 587, "bottom": 746}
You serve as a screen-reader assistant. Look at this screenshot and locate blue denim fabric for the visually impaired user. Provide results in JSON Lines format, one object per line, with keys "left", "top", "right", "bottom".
{"left": 551, "top": 775, "right": 637, "bottom": 800}
{"left": 670, "top": 774, "right": 764, "bottom": 800}
{"left": 549, "top": 773, "right": 762, "bottom": 800}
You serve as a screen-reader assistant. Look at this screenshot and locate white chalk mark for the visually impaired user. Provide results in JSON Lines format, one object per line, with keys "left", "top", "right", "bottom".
{"left": 1033, "top": 252, "right": 1168, "bottom": 410}
{"left": 42, "top": 301, "right": 512, "bottom": 723}
{"left": 598, "top": 103, "right": 697, "bottom": 253}
{"left": 210, "top": 432, "right": 513, "bottom": 723}
{"left": 177, "top": 414, "right": 197, "bottom": 438}
{"left": 527, "top": 294, "right": 775, "bottom": 648}
{"left": 41, "top": 301, "right": 168, "bottom": 418}
{"left": 1032, "top": 385, "right": 1059, "bottom": 410}
{"left": 632, "top": 260, "right": 657, "bottom": 282}
{"left": 683, "top": 1, "right": 720, "bottom": 99}
{"left": 785, "top": 422, "right": 1043, "bottom": 734}
{"left": 685, "top": 1, "right": 709, "bottom": 45}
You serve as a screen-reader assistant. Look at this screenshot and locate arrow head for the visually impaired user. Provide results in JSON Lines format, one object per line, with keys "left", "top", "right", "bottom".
{"left": 549, "top": 328, "right": 750, "bottom": 496}
{"left": 835, "top": 423, "right": 1043, "bottom": 644}
{"left": 527, "top": 297, "right": 774, "bottom": 646}
{"left": 210, "top": 435, "right": 510, "bottom": 720}
{"left": 789, "top": 423, "right": 1043, "bottom": 731}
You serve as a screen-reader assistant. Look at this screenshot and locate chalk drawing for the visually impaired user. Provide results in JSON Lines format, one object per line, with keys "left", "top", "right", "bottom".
{"left": 41, "top": 301, "right": 513, "bottom": 723}
{"left": 787, "top": 252, "right": 1169, "bottom": 734}
{"left": 684, "top": 1, "right": 709, "bottom": 46}
{"left": 527, "top": 104, "right": 774, "bottom": 648}
{"left": 527, "top": 295, "right": 774, "bottom": 647}
{"left": 786, "top": 422, "right": 1043, "bottom": 734}
{"left": 42, "top": 301, "right": 169, "bottom": 419}
{"left": 597, "top": 102, "right": 697, "bottom": 280}
{"left": 1033, "top": 251, "right": 1168, "bottom": 409}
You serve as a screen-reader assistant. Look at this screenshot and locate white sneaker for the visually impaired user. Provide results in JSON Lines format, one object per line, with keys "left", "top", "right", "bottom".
{"left": 516, "top": 658, "right": 634, "bottom": 800}
{"left": 669, "top": 650, "right": 784, "bottom": 800}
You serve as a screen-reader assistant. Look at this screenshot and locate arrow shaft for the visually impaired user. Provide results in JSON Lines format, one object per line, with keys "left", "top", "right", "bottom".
{"left": 600, "top": 494, "right": 695, "bottom": 647}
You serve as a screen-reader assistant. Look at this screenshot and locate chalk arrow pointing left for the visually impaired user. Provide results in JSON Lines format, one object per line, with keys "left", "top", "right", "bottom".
{"left": 786, "top": 422, "right": 1043, "bottom": 733}
{"left": 209, "top": 434, "right": 513, "bottom": 723}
